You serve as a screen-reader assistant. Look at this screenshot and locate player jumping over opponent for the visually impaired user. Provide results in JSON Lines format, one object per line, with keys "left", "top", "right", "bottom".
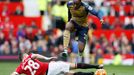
{"left": 11, "top": 53, "right": 103, "bottom": 75}
{"left": 61, "top": 0, "right": 104, "bottom": 57}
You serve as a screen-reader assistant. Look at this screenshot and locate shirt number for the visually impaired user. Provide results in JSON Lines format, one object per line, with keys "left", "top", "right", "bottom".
{"left": 24, "top": 60, "right": 40, "bottom": 75}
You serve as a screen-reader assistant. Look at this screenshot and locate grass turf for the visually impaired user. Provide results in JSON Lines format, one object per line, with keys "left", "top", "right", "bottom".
{"left": 0, "top": 61, "right": 134, "bottom": 75}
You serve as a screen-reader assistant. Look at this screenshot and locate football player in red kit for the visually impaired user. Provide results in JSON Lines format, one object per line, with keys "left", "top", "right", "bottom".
{"left": 11, "top": 53, "right": 56, "bottom": 75}
{"left": 11, "top": 53, "right": 103, "bottom": 75}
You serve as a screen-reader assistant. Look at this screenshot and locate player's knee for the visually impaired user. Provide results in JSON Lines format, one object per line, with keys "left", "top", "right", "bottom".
{"left": 78, "top": 42, "right": 85, "bottom": 53}
{"left": 65, "top": 22, "right": 74, "bottom": 31}
{"left": 65, "top": 25, "right": 72, "bottom": 31}
{"left": 79, "top": 48, "right": 84, "bottom": 53}
{"left": 65, "top": 27, "right": 71, "bottom": 31}
{"left": 79, "top": 46, "right": 84, "bottom": 53}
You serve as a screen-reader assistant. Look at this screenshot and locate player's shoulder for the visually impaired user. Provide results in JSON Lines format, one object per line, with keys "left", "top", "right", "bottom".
{"left": 67, "top": 1, "right": 73, "bottom": 7}
{"left": 81, "top": 1, "right": 93, "bottom": 10}
{"left": 81, "top": 1, "right": 89, "bottom": 8}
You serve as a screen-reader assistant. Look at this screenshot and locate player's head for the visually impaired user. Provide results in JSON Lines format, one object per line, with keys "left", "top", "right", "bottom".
{"left": 73, "top": 0, "right": 81, "bottom": 4}
{"left": 19, "top": 52, "right": 28, "bottom": 61}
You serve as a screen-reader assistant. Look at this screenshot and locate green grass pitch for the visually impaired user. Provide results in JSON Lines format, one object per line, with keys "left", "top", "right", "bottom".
{"left": 0, "top": 61, "right": 134, "bottom": 75}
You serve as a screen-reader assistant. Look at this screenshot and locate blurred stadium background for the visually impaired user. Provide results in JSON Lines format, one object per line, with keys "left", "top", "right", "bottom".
{"left": 0, "top": 0, "right": 134, "bottom": 75}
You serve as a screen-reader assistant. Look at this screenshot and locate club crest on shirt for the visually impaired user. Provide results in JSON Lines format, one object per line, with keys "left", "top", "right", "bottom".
{"left": 88, "top": 6, "right": 93, "bottom": 10}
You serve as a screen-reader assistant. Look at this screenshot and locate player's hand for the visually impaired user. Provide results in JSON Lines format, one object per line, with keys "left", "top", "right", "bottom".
{"left": 100, "top": 19, "right": 104, "bottom": 24}
{"left": 11, "top": 72, "right": 19, "bottom": 75}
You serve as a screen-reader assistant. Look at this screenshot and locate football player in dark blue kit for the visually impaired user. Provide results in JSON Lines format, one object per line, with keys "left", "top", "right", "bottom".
{"left": 61, "top": 0, "right": 104, "bottom": 58}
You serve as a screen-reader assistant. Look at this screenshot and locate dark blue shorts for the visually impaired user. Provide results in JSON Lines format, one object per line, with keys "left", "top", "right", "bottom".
{"left": 71, "top": 20, "right": 89, "bottom": 44}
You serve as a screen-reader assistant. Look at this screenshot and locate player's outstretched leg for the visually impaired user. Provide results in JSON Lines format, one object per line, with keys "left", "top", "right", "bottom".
{"left": 61, "top": 22, "right": 74, "bottom": 58}
{"left": 76, "top": 63, "right": 103, "bottom": 69}
{"left": 73, "top": 72, "right": 94, "bottom": 75}
{"left": 60, "top": 30, "right": 70, "bottom": 58}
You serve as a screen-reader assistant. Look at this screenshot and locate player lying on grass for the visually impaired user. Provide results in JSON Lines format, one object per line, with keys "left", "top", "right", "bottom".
{"left": 61, "top": 0, "right": 104, "bottom": 58}
{"left": 11, "top": 53, "right": 103, "bottom": 75}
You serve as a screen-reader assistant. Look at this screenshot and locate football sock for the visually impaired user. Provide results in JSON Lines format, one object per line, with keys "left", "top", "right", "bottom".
{"left": 63, "top": 30, "right": 70, "bottom": 50}
{"left": 77, "top": 63, "right": 99, "bottom": 69}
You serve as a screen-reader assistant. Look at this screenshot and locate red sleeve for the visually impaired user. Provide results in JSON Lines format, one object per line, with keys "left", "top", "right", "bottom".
{"left": 29, "top": 53, "right": 33, "bottom": 58}
{"left": 15, "top": 64, "right": 23, "bottom": 74}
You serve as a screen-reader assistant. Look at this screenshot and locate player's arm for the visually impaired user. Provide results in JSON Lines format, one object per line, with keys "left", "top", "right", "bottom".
{"left": 10, "top": 72, "right": 20, "bottom": 75}
{"left": 83, "top": 3, "right": 104, "bottom": 24}
{"left": 31, "top": 54, "right": 57, "bottom": 61}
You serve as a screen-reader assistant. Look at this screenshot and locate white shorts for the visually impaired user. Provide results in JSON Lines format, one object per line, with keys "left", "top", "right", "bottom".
{"left": 47, "top": 61, "right": 70, "bottom": 75}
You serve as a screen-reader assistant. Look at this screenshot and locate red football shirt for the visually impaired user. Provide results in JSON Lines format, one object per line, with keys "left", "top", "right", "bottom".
{"left": 15, "top": 54, "right": 48, "bottom": 75}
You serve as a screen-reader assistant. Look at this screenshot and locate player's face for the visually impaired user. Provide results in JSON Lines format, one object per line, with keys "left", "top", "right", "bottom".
{"left": 73, "top": 0, "right": 81, "bottom": 4}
